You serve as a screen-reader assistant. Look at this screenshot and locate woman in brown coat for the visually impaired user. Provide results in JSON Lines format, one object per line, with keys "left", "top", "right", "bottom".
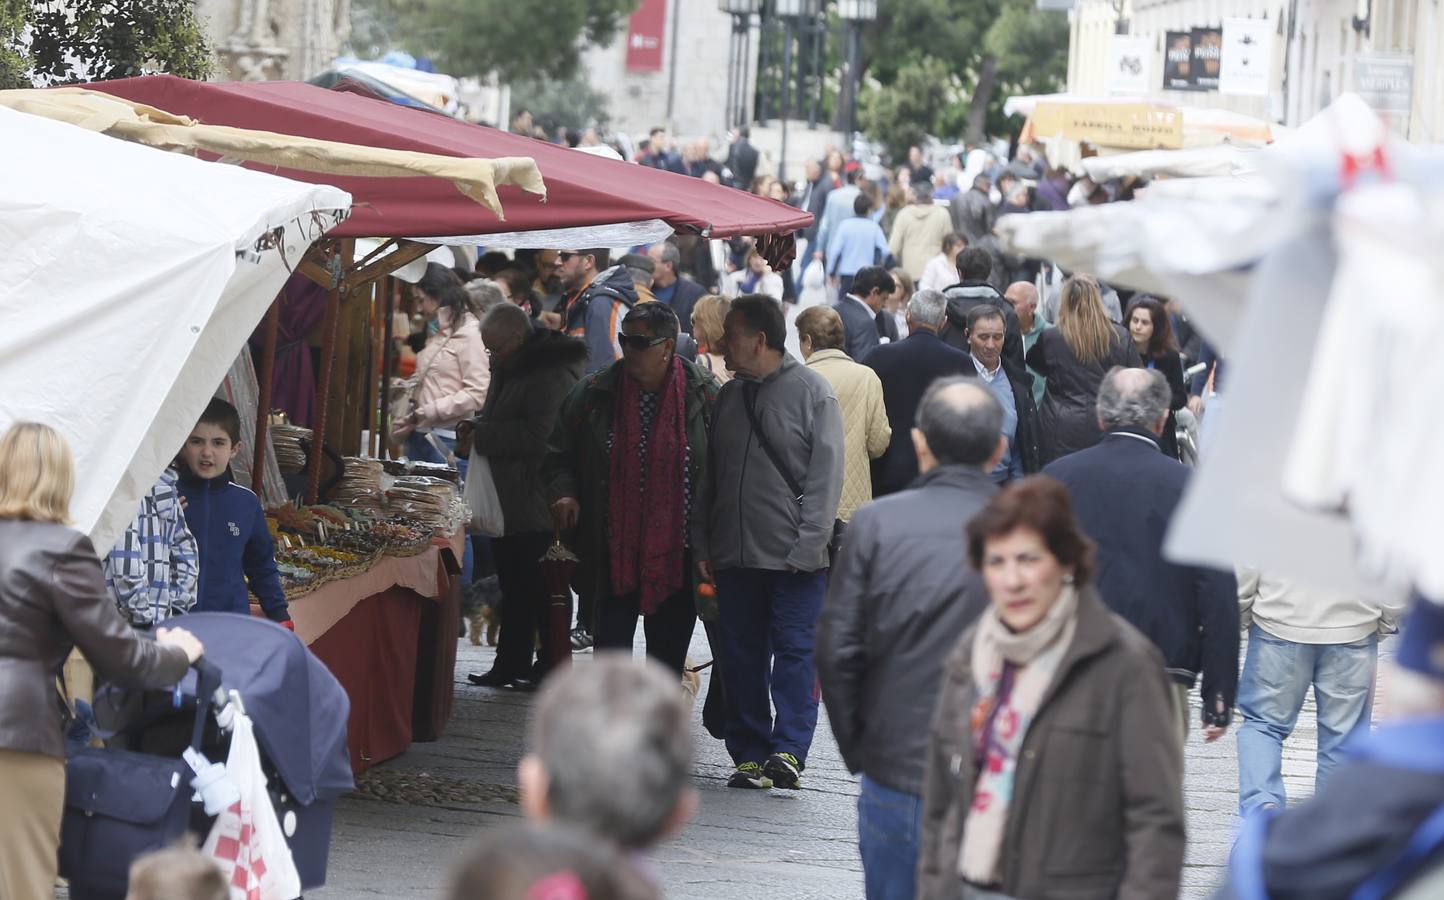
{"left": 0, "top": 423, "right": 203, "bottom": 900}
{"left": 917, "top": 477, "right": 1184, "bottom": 900}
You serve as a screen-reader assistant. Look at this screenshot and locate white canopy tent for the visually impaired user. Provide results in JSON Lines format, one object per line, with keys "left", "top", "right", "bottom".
{"left": 0, "top": 105, "right": 351, "bottom": 555}
{"left": 998, "top": 94, "right": 1435, "bottom": 606}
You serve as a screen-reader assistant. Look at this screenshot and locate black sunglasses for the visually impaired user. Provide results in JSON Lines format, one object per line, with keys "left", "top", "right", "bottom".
{"left": 558, "top": 251, "right": 588, "bottom": 263}
{"left": 618, "top": 333, "right": 669, "bottom": 352}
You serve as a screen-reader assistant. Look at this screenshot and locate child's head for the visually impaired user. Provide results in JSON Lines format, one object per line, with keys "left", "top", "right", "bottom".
{"left": 124, "top": 841, "right": 228, "bottom": 900}
{"left": 180, "top": 397, "right": 242, "bottom": 479}
{"left": 449, "top": 822, "right": 654, "bottom": 900}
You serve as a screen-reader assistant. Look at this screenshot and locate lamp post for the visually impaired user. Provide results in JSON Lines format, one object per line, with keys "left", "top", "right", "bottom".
{"left": 719, "top": 0, "right": 763, "bottom": 132}
{"left": 775, "top": 0, "right": 821, "bottom": 182}
{"left": 837, "top": 0, "right": 878, "bottom": 143}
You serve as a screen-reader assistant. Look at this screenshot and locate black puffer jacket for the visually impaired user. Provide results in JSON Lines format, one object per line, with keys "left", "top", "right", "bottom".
{"left": 816, "top": 464, "right": 995, "bottom": 796}
{"left": 470, "top": 330, "right": 588, "bottom": 534}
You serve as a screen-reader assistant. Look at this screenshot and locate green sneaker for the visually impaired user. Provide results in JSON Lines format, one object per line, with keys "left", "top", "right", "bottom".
{"left": 727, "top": 761, "right": 773, "bottom": 789}
{"left": 763, "top": 752, "right": 803, "bottom": 790}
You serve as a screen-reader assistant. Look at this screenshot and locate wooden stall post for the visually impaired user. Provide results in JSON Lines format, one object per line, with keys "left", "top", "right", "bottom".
{"left": 306, "top": 240, "right": 352, "bottom": 504}
{"left": 251, "top": 293, "right": 282, "bottom": 483}
{"left": 378, "top": 276, "right": 397, "bottom": 460}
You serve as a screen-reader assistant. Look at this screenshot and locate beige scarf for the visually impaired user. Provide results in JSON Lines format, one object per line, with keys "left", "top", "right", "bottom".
{"left": 960, "top": 585, "right": 1079, "bottom": 886}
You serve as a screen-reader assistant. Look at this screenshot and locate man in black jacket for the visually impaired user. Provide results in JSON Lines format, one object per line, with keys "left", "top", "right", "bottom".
{"left": 1045, "top": 367, "right": 1239, "bottom": 741}
{"left": 941, "top": 247, "right": 1024, "bottom": 370}
{"left": 817, "top": 376, "right": 1004, "bottom": 900}
{"left": 864, "top": 288, "right": 972, "bottom": 496}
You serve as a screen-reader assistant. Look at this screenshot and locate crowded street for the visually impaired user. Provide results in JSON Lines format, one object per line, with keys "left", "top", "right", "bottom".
{"left": 5, "top": 1, "right": 1444, "bottom": 899}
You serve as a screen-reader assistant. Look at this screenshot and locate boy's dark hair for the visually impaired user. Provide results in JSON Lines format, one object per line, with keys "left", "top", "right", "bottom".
{"left": 728, "top": 294, "right": 787, "bottom": 351}
{"left": 956, "top": 247, "right": 993, "bottom": 282}
{"left": 199, "top": 397, "right": 242, "bottom": 444}
{"left": 852, "top": 193, "right": 872, "bottom": 217}
{"left": 852, "top": 266, "right": 896, "bottom": 299}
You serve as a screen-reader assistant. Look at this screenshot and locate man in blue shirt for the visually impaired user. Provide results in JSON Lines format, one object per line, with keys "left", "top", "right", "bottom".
{"left": 962, "top": 305, "right": 1040, "bottom": 482}
{"left": 827, "top": 194, "right": 892, "bottom": 298}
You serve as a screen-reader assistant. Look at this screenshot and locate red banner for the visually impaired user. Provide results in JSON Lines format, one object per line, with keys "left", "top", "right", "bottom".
{"left": 625, "top": 0, "right": 667, "bottom": 72}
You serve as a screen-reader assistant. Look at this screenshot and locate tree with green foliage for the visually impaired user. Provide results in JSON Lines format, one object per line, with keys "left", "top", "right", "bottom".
{"left": 1, "top": 0, "right": 211, "bottom": 90}
{"left": 855, "top": 0, "right": 1067, "bottom": 154}
{"left": 509, "top": 73, "right": 611, "bottom": 135}
{"left": 350, "top": 0, "right": 637, "bottom": 83}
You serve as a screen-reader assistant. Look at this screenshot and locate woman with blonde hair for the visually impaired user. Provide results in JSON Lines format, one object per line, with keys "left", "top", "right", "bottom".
{"left": 1025, "top": 275, "right": 1140, "bottom": 464}
{"left": 0, "top": 422, "right": 203, "bottom": 900}
{"left": 690, "top": 294, "right": 733, "bottom": 384}
{"left": 795, "top": 306, "right": 890, "bottom": 549}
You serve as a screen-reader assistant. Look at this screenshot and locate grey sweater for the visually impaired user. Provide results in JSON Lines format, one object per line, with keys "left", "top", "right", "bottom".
{"left": 696, "top": 353, "right": 845, "bottom": 573}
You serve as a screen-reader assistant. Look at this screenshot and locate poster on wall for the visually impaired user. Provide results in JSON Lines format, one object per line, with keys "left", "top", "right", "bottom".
{"left": 1163, "top": 31, "right": 1200, "bottom": 91}
{"left": 1191, "top": 27, "right": 1223, "bottom": 90}
{"left": 1110, "top": 35, "right": 1153, "bottom": 95}
{"left": 1219, "top": 18, "right": 1274, "bottom": 96}
{"left": 624, "top": 0, "right": 667, "bottom": 72}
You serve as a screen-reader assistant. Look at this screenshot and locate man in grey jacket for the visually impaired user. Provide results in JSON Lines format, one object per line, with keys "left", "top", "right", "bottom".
{"left": 816, "top": 377, "right": 1004, "bottom": 900}
{"left": 696, "top": 293, "right": 845, "bottom": 791}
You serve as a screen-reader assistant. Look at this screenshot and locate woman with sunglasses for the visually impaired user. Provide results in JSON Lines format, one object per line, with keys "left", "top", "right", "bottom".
{"left": 541, "top": 303, "right": 719, "bottom": 675}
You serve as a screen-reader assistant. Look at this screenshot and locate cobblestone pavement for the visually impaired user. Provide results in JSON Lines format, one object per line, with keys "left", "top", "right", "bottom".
{"left": 313, "top": 627, "right": 1390, "bottom": 899}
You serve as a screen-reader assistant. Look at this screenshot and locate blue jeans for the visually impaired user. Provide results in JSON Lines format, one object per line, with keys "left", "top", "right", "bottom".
{"left": 405, "top": 431, "right": 474, "bottom": 585}
{"left": 1236, "top": 624, "right": 1377, "bottom": 815}
{"left": 714, "top": 567, "right": 826, "bottom": 767}
{"left": 858, "top": 776, "right": 921, "bottom": 900}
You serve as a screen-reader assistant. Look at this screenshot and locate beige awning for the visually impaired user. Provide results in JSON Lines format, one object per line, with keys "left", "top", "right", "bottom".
{"left": 0, "top": 87, "right": 545, "bottom": 220}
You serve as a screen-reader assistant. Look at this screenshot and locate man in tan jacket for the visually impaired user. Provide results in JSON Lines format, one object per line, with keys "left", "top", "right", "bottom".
{"left": 888, "top": 181, "right": 953, "bottom": 280}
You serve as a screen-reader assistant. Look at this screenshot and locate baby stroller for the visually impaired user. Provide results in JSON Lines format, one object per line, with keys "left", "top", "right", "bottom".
{"left": 60, "top": 613, "right": 353, "bottom": 899}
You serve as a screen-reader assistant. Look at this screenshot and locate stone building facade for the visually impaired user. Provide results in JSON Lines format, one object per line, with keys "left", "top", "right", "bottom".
{"left": 196, "top": 0, "right": 351, "bottom": 82}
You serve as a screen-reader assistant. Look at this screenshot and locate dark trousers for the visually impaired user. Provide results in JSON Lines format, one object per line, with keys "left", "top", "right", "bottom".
{"left": 594, "top": 580, "right": 698, "bottom": 676}
{"left": 838, "top": 274, "right": 855, "bottom": 298}
{"left": 714, "top": 567, "right": 827, "bottom": 767}
{"left": 492, "top": 531, "right": 557, "bottom": 678}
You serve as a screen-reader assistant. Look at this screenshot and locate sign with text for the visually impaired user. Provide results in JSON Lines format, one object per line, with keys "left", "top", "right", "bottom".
{"left": 1163, "top": 28, "right": 1222, "bottom": 91}
{"left": 1354, "top": 54, "right": 1413, "bottom": 111}
{"left": 1220, "top": 18, "right": 1273, "bottom": 96}
{"left": 1032, "top": 102, "right": 1184, "bottom": 150}
{"left": 625, "top": 0, "right": 667, "bottom": 72}
{"left": 1110, "top": 35, "right": 1153, "bottom": 95}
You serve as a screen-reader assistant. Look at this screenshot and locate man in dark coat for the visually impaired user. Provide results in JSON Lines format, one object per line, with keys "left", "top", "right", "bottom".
{"left": 463, "top": 305, "right": 588, "bottom": 687}
{"left": 1213, "top": 598, "right": 1444, "bottom": 900}
{"left": 941, "top": 247, "right": 1025, "bottom": 370}
{"left": 831, "top": 266, "right": 894, "bottom": 362}
{"left": 864, "top": 288, "right": 972, "bottom": 496}
{"left": 949, "top": 174, "right": 995, "bottom": 243}
{"left": 648, "top": 240, "right": 708, "bottom": 333}
{"left": 560, "top": 248, "right": 637, "bottom": 373}
{"left": 1044, "top": 367, "right": 1238, "bottom": 741}
{"left": 817, "top": 377, "right": 1002, "bottom": 900}
{"left": 961, "top": 304, "right": 1040, "bottom": 480}
{"left": 726, "top": 127, "right": 760, "bottom": 190}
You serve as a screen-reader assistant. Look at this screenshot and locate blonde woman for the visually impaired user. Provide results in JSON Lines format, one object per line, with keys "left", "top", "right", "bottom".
{"left": 1025, "top": 275, "right": 1140, "bottom": 464}
{"left": 0, "top": 423, "right": 202, "bottom": 900}
{"left": 690, "top": 294, "right": 733, "bottom": 385}
{"left": 795, "top": 306, "right": 891, "bottom": 539}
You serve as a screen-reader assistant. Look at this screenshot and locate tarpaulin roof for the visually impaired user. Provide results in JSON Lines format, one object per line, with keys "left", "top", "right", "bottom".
{"left": 4, "top": 87, "right": 542, "bottom": 221}
{"left": 87, "top": 75, "right": 813, "bottom": 242}
{"left": 0, "top": 103, "right": 350, "bottom": 554}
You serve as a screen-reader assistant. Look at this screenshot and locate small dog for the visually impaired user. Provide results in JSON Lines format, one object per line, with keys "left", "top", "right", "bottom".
{"left": 463, "top": 575, "right": 503, "bottom": 647}
{"left": 681, "top": 658, "right": 704, "bottom": 709}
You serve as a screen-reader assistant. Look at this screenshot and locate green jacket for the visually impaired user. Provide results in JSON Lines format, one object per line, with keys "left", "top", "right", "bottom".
{"left": 541, "top": 358, "right": 720, "bottom": 622}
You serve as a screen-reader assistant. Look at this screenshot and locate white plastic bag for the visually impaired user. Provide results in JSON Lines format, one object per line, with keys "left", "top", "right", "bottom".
{"left": 202, "top": 713, "right": 302, "bottom": 900}
{"left": 464, "top": 451, "right": 505, "bottom": 537}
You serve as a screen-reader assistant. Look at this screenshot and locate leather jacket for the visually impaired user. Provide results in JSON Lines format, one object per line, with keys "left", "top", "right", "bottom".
{"left": 0, "top": 520, "right": 190, "bottom": 758}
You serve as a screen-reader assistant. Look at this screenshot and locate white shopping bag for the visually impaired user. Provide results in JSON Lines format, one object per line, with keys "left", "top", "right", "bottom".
{"left": 202, "top": 713, "right": 302, "bottom": 900}
{"left": 464, "top": 451, "right": 505, "bottom": 537}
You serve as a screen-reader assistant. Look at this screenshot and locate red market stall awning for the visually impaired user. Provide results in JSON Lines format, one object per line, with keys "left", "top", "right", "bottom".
{"left": 86, "top": 75, "right": 812, "bottom": 244}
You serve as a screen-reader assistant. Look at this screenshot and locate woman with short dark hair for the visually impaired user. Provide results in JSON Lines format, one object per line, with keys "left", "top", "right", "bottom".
{"left": 918, "top": 476, "right": 1185, "bottom": 900}
{"left": 1125, "top": 295, "right": 1187, "bottom": 459}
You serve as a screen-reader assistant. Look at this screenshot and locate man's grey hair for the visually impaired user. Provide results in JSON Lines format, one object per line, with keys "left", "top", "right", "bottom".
{"left": 656, "top": 241, "right": 682, "bottom": 271}
{"left": 916, "top": 376, "right": 1003, "bottom": 466}
{"left": 907, "top": 288, "right": 948, "bottom": 330}
{"left": 481, "top": 302, "right": 533, "bottom": 339}
{"left": 626, "top": 265, "right": 654, "bottom": 290}
{"left": 912, "top": 180, "right": 934, "bottom": 203}
{"left": 465, "top": 278, "right": 507, "bottom": 316}
{"left": 1096, "top": 366, "right": 1171, "bottom": 429}
{"left": 529, "top": 654, "right": 692, "bottom": 849}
